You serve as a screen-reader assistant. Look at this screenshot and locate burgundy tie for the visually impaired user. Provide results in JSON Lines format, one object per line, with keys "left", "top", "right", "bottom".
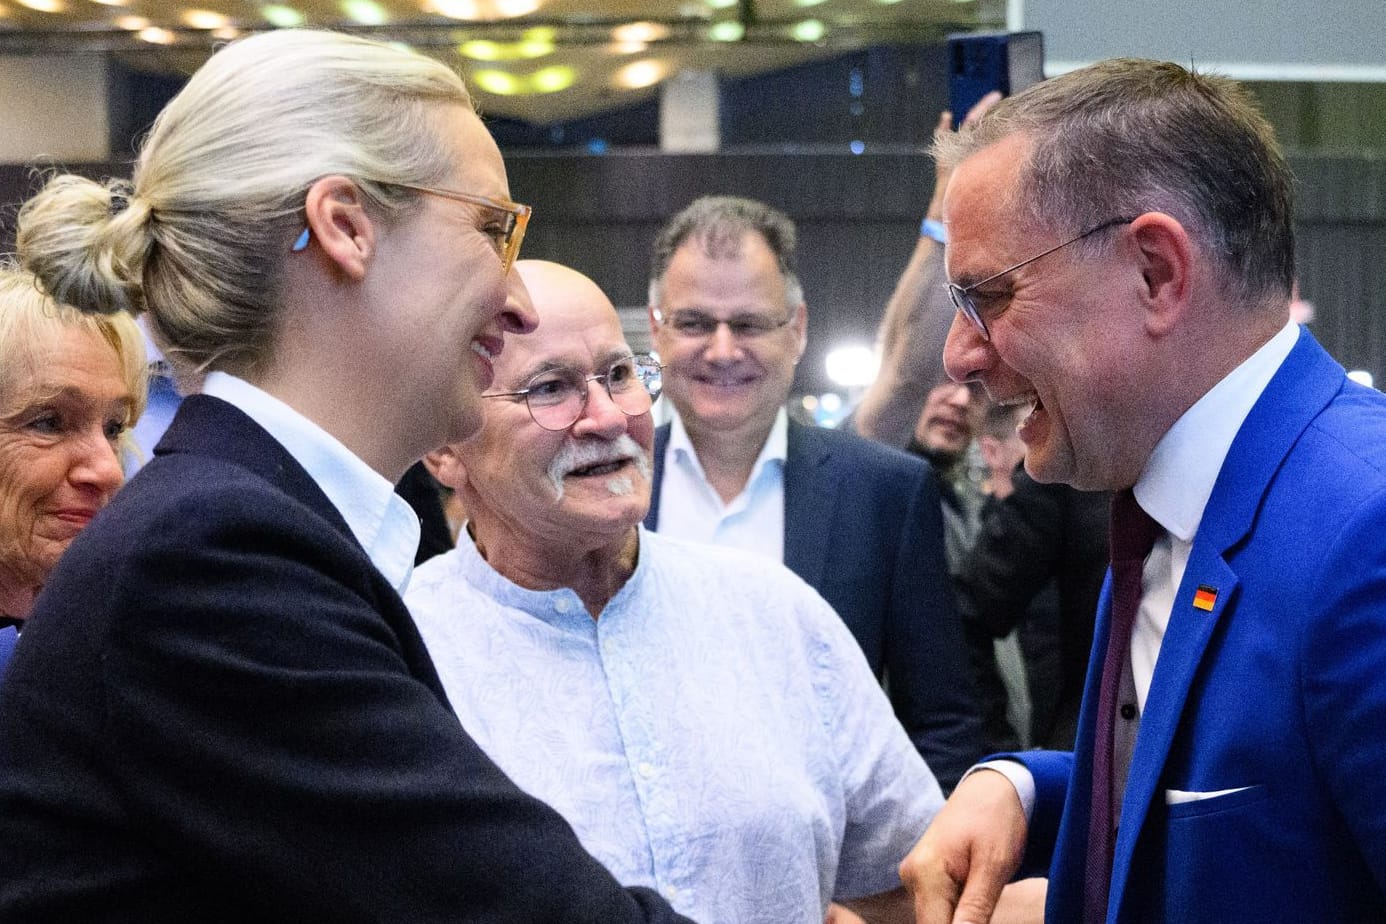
{"left": 1084, "top": 488, "right": 1162, "bottom": 924}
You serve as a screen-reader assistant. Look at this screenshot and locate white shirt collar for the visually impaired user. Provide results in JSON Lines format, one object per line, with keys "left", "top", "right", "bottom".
{"left": 201, "top": 372, "right": 421, "bottom": 593}
{"left": 667, "top": 406, "right": 789, "bottom": 482}
{"left": 1134, "top": 321, "right": 1300, "bottom": 542}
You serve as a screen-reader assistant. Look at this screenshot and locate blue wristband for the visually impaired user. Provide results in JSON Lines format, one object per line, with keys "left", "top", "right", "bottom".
{"left": 920, "top": 217, "right": 947, "bottom": 244}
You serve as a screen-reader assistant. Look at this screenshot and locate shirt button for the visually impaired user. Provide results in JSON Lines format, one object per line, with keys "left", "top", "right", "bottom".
{"left": 554, "top": 598, "right": 571, "bottom": 614}
{"left": 638, "top": 761, "right": 656, "bottom": 779}
{"left": 1120, "top": 703, "right": 1138, "bottom": 720}
{"left": 663, "top": 885, "right": 678, "bottom": 900}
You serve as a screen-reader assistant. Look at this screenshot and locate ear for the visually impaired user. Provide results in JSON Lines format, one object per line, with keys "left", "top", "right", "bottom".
{"left": 1127, "top": 212, "right": 1194, "bottom": 339}
{"left": 790, "top": 301, "right": 809, "bottom": 362}
{"left": 647, "top": 302, "right": 662, "bottom": 341}
{"left": 303, "top": 176, "right": 376, "bottom": 282}
{"left": 423, "top": 445, "right": 468, "bottom": 492}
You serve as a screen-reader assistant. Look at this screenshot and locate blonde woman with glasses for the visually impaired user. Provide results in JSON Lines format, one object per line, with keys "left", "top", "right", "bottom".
{"left": 0, "top": 29, "right": 693, "bottom": 924}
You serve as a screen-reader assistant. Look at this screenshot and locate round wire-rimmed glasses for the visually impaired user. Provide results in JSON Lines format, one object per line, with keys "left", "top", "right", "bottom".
{"left": 946, "top": 216, "right": 1135, "bottom": 340}
{"left": 483, "top": 354, "right": 664, "bottom": 431}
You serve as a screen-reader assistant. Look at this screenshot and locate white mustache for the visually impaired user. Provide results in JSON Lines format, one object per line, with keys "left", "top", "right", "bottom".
{"left": 547, "top": 435, "right": 652, "bottom": 500}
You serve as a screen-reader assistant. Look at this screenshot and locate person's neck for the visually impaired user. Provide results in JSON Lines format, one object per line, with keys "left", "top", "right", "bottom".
{"left": 681, "top": 416, "right": 776, "bottom": 505}
{"left": 471, "top": 524, "right": 640, "bottom": 620}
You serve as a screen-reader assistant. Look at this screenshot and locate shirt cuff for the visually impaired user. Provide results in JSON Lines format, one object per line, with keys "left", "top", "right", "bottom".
{"left": 962, "top": 760, "right": 1036, "bottom": 823}
{"left": 920, "top": 217, "right": 948, "bottom": 244}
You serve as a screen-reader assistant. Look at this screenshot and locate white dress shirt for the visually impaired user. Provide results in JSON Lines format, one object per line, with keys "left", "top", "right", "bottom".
{"left": 655, "top": 407, "right": 789, "bottom": 563}
{"left": 983, "top": 320, "right": 1301, "bottom": 814}
{"left": 201, "top": 372, "right": 420, "bottom": 594}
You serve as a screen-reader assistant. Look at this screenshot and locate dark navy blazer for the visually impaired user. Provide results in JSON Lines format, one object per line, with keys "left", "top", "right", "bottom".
{"left": 0, "top": 395, "right": 693, "bottom": 924}
{"left": 1020, "top": 329, "right": 1386, "bottom": 921}
{"left": 647, "top": 417, "right": 985, "bottom": 791}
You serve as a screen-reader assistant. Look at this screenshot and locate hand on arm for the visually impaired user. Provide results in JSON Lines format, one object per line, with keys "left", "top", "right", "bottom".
{"left": 854, "top": 92, "right": 1002, "bottom": 448}
{"left": 898, "top": 767, "right": 1028, "bottom": 924}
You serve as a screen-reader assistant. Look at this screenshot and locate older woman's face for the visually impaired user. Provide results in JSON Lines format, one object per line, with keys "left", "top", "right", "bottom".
{"left": 0, "top": 326, "right": 132, "bottom": 589}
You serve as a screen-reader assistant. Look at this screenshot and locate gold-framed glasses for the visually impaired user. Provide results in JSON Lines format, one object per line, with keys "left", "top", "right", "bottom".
{"left": 392, "top": 182, "right": 531, "bottom": 274}
{"left": 289, "top": 181, "right": 531, "bottom": 274}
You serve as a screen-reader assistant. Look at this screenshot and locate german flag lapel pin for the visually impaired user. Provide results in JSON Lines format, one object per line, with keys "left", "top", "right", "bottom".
{"left": 1192, "top": 584, "right": 1218, "bottom": 612}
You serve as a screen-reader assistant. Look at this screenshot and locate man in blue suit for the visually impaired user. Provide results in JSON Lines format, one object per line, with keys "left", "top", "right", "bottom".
{"left": 900, "top": 59, "right": 1386, "bottom": 922}
{"left": 643, "top": 195, "right": 984, "bottom": 792}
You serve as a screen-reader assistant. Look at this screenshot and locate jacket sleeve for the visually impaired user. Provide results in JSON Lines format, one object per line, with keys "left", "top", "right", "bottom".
{"left": 886, "top": 462, "right": 987, "bottom": 792}
{"left": 90, "top": 485, "right": 694, "bottom": 923}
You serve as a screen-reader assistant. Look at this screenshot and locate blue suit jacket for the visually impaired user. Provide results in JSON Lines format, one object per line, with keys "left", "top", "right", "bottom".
{"left": 1018, "top": 329, "right": 1386, "bottom": 921}
{"left": 647, "top": 418, "right": 984, "bottom": 790}
{"left": 0, "top": 395, "right": 693, "bottom": 923}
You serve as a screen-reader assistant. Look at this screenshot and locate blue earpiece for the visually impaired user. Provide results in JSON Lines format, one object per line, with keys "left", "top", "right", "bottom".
{"left": 291, "top": 228, "right": 311, "bottom": 252}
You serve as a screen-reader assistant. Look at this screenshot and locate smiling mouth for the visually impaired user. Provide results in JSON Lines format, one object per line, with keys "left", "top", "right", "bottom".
{"left": 567, "top": 459, "right": 628, "bottom": 478}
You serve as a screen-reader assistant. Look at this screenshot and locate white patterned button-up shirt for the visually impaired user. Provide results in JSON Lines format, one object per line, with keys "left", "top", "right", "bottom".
{"left": 406, "top": 526, "right": 940, "bottom": 923}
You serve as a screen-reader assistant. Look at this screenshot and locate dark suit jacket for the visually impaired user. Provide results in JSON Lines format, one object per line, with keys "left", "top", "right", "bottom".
{"left": 1019, "top": 330, "right": 1386, "bottom": 921}
{"left": 647, "top": 418, "right": 984, "bottom": 790}
{"left": 0, "top": 622, "right": 17, "bottom": 689}
{"left": 0, "top": 395, "right": 693, "bottom": 924}
{"left": 957, "top": 469, "right": 1110, "bottom": 749}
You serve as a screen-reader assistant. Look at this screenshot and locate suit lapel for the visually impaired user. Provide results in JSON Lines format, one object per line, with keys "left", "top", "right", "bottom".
{"left": 1106, "top": 330, "right": 1345, "bottom": 914}
{"left": 782, "top": 421, "right": 837, "bottom": 587}
{"left": 644, "top": 424, "right": 670, "bottom": 531}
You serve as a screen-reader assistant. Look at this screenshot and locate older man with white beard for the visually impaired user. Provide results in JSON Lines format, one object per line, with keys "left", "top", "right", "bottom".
{"left": 405, "top": 260, "right": 942, "bottom": 924}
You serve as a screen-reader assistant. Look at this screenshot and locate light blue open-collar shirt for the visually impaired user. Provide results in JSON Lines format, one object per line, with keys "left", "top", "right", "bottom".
{"left": 657, "top": 407, "right": 788, "bottom": 563}
{"left": 406, "top": 525, "right": 940, "bottom": 923}
{"left": 201, "top": 372, "right": 420, "bottom": 594}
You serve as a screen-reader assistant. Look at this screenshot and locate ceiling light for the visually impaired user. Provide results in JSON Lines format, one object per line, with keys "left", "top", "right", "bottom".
{"left": 612, "top": 21, "right": 669, "bottom": 44}
{"left": 138, "top": 25, "right": 176, "bottom": 43}
{"left": 708, "top": 20, "right": 742, "bottom": 41}
{"left": 429, "top": 0, "right": 479, "bottom": 18}
{"left": 530, "top": 65, "right": 575, "bottom": 93}
{"left": 342, "top": 0, "right": 387, "bottom": 23}
{"left": 460, "top": 37, "right": 552, "bottom": 60}
{"left": 211, "top": 25, "right": 239, "bottom": 38}
{"left": 471, "top": 68, "right": 521, "bottom": 95}
{"left": 494, "top": 0, "right": 538, "bottom": 14}
{"left": 705, "top": 0, "right": 737, "bottom": 8}
{"left": 791, "top": 19, "right": 825, "bottom": 41}
{"left": 515, "top": 38, "right": 553, "bottom": 57}
{"left": 609, "top": 40, "right": 647, "bottom": 54}
{"left": 873, "top": 0, "right": 905, "bottom": 5}
{"left": 613, "top": 59, "right": 667, "bottom": 89}
{"left": 523, "top": 25, "right": 555, "bottom": 42}
{"left": 15, "top": 0, "right": 63, "bottom": 12}
{"left": 181, "top": 9, "right": 229, "bottom": 28}
{"left": 261, "top": 3, "right": 304, "bottom": 25}
{"left": 795, "top": 0, "right": 827, "bottom": 7}
{"left": 460, "top": 39, "right": 503, "bottom": 59}
{"left": 88, "top": 0, "right": 128, "bottom": 6}
{"left": 114, "top": 13, "right": 148, "bottom": 28}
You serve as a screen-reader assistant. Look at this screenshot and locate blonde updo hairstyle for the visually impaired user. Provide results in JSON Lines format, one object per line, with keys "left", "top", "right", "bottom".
{"left": 16, "top": 29, "right": 473, "bottom": 381}
{"left": 0, "top": 267, "right": 148, "bottom": 447}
